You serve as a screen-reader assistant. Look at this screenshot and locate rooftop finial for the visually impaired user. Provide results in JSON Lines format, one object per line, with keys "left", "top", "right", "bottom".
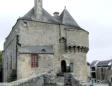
{"left": 64, "top": 0, "right": 70, "bottom": 10}
{"left": 64, "top": 6, "right": 66, "bottom": 9}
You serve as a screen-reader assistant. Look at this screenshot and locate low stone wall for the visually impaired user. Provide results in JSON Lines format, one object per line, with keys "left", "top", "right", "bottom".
{"left": 70, "top": 73, "right": 88, "bottom": 86}
{"left": 0, "top": 73, "right": 45, "bottom": 86}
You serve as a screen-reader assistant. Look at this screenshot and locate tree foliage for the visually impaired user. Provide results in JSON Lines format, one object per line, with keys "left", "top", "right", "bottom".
{"left": 0, "top": 51, "right": 2, "bottom": 66}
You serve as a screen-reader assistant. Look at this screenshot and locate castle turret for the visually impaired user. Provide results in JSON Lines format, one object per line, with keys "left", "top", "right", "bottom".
{"left": 34, "top": 0, "right": 43, "bottom": 21}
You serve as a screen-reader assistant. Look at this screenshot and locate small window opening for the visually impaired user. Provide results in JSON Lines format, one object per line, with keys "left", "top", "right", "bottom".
{"left": 23, "top": 22, "right": 27, "bottom": 27}
{"left": 91, "top": 67, "right": 95, "bottom": 71}
{"left": 59, "top": 37, "right": 66, "bottom": 43}
{"left": 91, "top": 72, "right": 96, "bottom": 78}
{"left": 68, "top": 46, "right": 72, "bottom": 52}
{"left": 31, "top": 54, "right": 38, "bottom": 68}
{"left": 70, "top": 63, "right": 73, "bottom": 72}
{"left": 77, "top": 46, "right": 80, "bottom": 52}
{"left": 41, "top": 49, "right": 46, "bottom": 53}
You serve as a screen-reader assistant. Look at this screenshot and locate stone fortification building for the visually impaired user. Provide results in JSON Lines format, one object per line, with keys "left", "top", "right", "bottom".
{"left": 2, "top": 0, "right": 89, "bottom": 83}
{"left": 90, "top": 60, "right": 112, "bottom": 83}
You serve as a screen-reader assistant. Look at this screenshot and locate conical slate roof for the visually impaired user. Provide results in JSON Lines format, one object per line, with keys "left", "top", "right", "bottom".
{"left": 20, "top": 8, "right": 80, "bottom": 28}
{"left": 60, "top": 9, "right": 80, "bottom": 27}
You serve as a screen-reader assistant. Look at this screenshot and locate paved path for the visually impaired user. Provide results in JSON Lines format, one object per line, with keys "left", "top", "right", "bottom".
{"left": 93, "top": 83, "right": 109, "bottom": 86}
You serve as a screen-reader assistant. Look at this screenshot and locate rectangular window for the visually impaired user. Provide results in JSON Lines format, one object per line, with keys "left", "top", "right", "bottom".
{"left": 70, "top": 63, "right": 73, "bottom": 72}
{"left": 31, "top": 54, "right": 38, "bottom": 68}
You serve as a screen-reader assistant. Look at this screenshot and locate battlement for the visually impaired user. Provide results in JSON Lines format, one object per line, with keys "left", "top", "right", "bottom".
{"left": 67, "top": 46, "right": 89, "bottom": 53}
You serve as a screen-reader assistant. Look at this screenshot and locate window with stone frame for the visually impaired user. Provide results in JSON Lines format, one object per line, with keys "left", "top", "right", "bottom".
{"left": 31, "top": 54, "right": 38, "bottom": 68}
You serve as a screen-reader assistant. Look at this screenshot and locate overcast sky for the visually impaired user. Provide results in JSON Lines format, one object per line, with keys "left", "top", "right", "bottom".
{"left": 0, "top": 0, "right": 112, "bottom": 63}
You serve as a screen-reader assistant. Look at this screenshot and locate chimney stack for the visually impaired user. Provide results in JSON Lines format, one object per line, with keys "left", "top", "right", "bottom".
{"left": 34, "top": 0, "right": 43, "bottom": 21}
{"left": 53, "top": 12, "right": 59, "bottom": 17}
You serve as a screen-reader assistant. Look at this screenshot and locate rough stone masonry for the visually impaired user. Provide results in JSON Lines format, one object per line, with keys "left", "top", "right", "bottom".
{"left": 2, "top": 0, "right": 89, "bottom": 84}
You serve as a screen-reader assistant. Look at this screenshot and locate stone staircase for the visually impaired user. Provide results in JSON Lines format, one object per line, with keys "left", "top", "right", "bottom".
{"left": 56, "top": 76, "right": 64, "bottom": 86}
{"left": 43, "top": 73, "right": 65, "bottom": 86}
{"left": 43, "top": 73, "right": 89, "bottom": 86}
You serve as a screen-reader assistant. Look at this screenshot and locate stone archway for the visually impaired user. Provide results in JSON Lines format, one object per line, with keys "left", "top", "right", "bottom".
{"left": 61, "top": 60, "right": 66, "bottom": 73}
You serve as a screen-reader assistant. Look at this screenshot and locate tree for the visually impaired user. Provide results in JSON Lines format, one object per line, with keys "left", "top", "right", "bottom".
{"left": 0, "top": 51, "right": 2, "bottom": 66}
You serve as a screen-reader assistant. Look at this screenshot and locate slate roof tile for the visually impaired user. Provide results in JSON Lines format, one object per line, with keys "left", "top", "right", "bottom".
{"left": 20, "top": 8, "right": 80, "bottom": 28}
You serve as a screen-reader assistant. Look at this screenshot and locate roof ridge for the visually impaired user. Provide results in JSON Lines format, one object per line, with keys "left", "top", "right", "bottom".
{"left": 20, "top": 7, "right": 82, "bottom": 28}
{"left": 60, "top": 8, "right": 66, "bottom": 23}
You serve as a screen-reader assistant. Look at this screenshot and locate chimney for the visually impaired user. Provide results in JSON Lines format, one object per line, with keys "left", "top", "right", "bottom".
{"left": 53, "top": 12, "right": 59, "bottom": 17}
{"left": 34, "top": 0, "right": 43, "bottom": 21}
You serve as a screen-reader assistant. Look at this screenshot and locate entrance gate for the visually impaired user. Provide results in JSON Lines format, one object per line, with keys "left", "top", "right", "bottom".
{"left": 61, "top": 60, "right": 66, "bottom": 73}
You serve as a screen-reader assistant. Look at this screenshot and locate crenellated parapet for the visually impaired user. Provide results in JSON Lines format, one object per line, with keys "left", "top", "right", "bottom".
{"left": 67, "top": 45, "right": 89, "bottom": 53}
{"left": 59, "top": 37, "right": 89, "bottom": 53}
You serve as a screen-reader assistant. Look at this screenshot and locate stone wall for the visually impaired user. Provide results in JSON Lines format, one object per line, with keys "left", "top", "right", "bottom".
{"left": 0, "top": 73, "right": 44, "bottom": 86}
{"left": 3, "top": 19, "right": 89, "bottom": 83}
{"left": 108, "top": 70, "right": 112, "bottom": 82}
{"left": 18, "top": 20, "right": 89, "bottom": 82}
{"left": 17, "top": 54, "right": 54, "bottom": 79}
{"left": 18, "top": 20, "right": 60, "bottom": 77}
{"left": 96, "top": 67, "right": 109, "bottom": 82}
{"left": 2, "top": 34, "right": 17, "bottom": 82}
{"left": 19, "top": 20, "right": 60, "bottom": 46}
{"left": 64, "top": 73, "right": 88, "bottom": 86}
{"left": 65, "top": 29, "right": 89, "bottom": 47}
{"left": 2, "top": 20, "right": 21, "bottom": 82}
{"left": 61, "top": 52, "right": 88, "bottom": 82}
